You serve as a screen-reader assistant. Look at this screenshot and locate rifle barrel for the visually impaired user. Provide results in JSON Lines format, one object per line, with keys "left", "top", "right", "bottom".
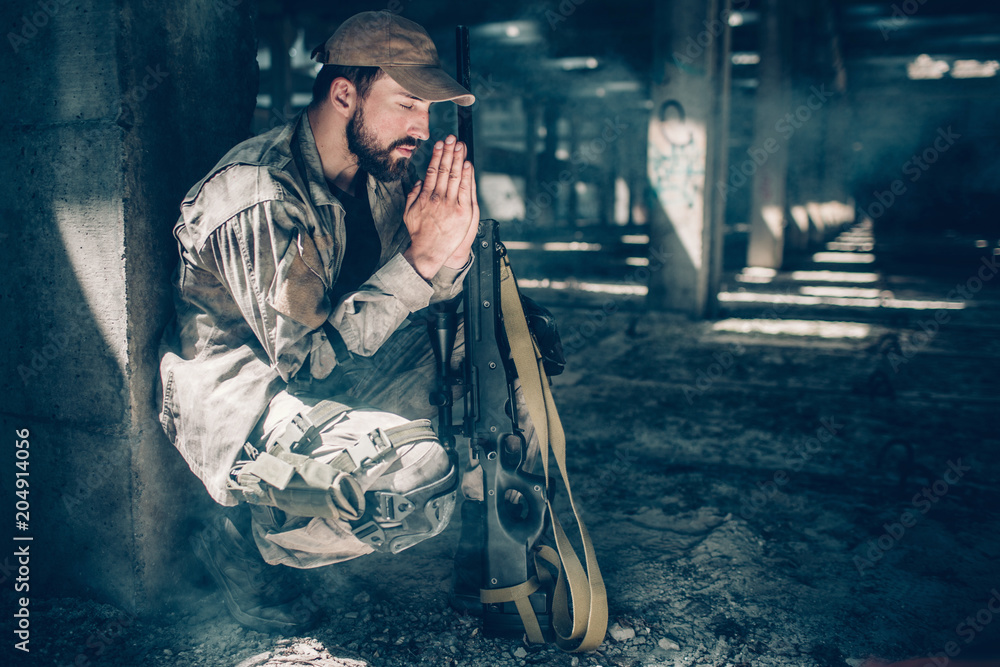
{"left": 455, "top": 25, "right": 474, "bottom": 165}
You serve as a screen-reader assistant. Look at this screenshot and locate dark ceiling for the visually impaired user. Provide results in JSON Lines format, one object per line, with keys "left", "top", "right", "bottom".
{"left": 257, "top": 0, "right": 1000, "bottom": 99}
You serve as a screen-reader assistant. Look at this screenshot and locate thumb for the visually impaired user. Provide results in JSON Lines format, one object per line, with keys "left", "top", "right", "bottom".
{"left": 405, "top": 180, "right": 422, "bottom": 213}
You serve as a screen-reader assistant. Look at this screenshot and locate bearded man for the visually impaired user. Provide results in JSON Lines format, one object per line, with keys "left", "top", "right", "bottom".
{"left": 158, "top": 11, "right": 480, "bottom": 632}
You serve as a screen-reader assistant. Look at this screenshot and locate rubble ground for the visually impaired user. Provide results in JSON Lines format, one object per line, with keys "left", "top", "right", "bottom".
{"left": 16, "top": 271, "right": 1000, "bottom": 667}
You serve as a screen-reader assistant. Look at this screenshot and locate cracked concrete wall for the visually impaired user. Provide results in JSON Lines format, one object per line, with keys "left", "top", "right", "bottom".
{"left": 1, "top": 0, "right": 257, "bottom": 611}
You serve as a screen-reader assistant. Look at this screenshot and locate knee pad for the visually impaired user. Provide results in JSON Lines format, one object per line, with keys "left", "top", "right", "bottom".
{"left": 350, "top": 438, "right": 458, "bottom": 554}
{"left": 228, "top": 408, "right": 457, "bottom": 555}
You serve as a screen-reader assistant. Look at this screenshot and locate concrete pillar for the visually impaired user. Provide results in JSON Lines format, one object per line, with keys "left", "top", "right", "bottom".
{"left": 648, "top": 0, "right": 732, "bottom": 316}
{"left": 566, "top": 112, "right": 580, "bottom": 225}
{"left": 783, "top": 0, "right": 823, "bottom": 256}
{"left": 746, "top": 0, "right": 792, "bottom": 269}
{"left": 782, "top": 0, "right": 852, "bottom": 253}
{"left": 601, "top": 140, "right": 619, "bottom": 226}
{"left": 818, "top": 92, "right": 855, "bottom": 242}
{"left": 537, "top": 101, "right": 561, "bottom": 227}
{"left": 523, "top": 97, "right": 541, "bottom": 224}
{"left": 0, "top": 0, "right": 256, "bottom": 612}
{"left": 265, "top": 15, "right": 296, "bottom": 124}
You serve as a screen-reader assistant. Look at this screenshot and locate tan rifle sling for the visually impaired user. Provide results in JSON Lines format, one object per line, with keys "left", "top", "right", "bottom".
{"left": 481, "top": 254, "right": 608, "bottom": 653}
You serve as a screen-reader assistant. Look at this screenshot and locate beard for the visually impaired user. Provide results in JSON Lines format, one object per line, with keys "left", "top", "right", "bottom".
{"left": 346, "top": 103, "right": 417, "bottom": 183}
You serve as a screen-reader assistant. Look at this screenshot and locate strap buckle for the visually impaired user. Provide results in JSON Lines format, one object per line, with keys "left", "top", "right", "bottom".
{"left": 344, "top": 427, "right": 396, "bottom": 471}
{"left": 273, "top": 411, "right": 321, "bottom": 453}
{"left": 352, "top": 521, "right": 386, "bottom": 548}
{"left": 373, "top": 491, "right": 416, "bottom": 523}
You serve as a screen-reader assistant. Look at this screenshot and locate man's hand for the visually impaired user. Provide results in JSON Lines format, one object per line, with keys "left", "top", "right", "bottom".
{"left": 403, "top": 135, "right": 479, "bottom": 279}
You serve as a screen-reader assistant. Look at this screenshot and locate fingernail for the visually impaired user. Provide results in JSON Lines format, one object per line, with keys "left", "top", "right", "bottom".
{"left": 445, "top": 135, "right": 456, "bottom": 144}
{"left": 464, "top": 162, "right": 471, "bottom": 169}
{"left": 434, "top": 141, "right": 443, "bottom": 150}
{"left": 457, "top": 142, "right": 465, "bottom": 151}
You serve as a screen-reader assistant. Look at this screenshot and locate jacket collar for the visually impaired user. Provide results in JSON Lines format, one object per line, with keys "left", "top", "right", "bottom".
{"left": 295, "top": 109, "right": 341, "bottom": 210}
{"left": 295, "top": 108, "right": 410, "bottom": 255}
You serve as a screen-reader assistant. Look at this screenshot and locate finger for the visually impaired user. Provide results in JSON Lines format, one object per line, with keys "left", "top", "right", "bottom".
{"left": 434, "top": 135, "right": 458, "bottom": 198}
{"left": 470, "top": 166, "right": 480, "bottom": 223}
{"left": 456, "top": 159, "right": 473, "bottom": 210}
{"left": 422, "top": 141, "right": 445, "bottom": 196}
{"left": 457, "top": 165, "right": 478, "bottom": 252}
{"left": 446, "top": 144, "right": 468, "bottom": 202}
{"left": 404, "top": 179, "right": 422, "bottom": 216}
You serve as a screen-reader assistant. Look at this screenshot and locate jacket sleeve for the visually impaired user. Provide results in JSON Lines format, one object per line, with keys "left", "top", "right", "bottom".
{"left": 329, "top": 252, "right": 473, "bottom": 357}
{"left": 204, "top": 198, "right": 472, "bottom": 381}
{"left": 201, "top": 199, "right": 326, "bottom": 383}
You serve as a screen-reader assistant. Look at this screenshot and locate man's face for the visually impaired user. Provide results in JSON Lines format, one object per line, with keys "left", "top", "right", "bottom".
{"left": 346, "top": 76, "right": 431, "bottom": 183}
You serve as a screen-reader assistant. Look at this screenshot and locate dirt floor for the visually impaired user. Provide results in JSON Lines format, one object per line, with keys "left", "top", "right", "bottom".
{"left": 13, "top": 224, "right": 1000, "bottom": 667}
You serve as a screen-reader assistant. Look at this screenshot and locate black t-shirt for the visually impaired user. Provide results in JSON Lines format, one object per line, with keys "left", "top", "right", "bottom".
{"left": 328, "top": 175, "right": 382, "bottom": 305}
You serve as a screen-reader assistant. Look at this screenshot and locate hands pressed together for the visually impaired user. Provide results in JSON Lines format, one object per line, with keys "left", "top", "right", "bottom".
{"left": 402, "top": 135, "right": 479, "bottom": 279}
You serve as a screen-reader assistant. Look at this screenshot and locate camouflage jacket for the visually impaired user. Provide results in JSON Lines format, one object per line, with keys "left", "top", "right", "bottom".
{"left": 158, "top": 111, "right": 467, "bottom": 505}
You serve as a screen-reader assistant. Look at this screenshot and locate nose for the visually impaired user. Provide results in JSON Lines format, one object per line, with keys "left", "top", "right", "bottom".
{"left": 409, "top": 108, "right": 430, "bottom": 142}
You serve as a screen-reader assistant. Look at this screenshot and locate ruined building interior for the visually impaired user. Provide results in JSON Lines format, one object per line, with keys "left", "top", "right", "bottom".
{"left": 1, "top": 0, "right": 998, "bottom": 666}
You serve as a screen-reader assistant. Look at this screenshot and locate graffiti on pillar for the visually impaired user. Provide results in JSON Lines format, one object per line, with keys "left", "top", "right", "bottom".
{"left": 649, "top": 99, "right": 705, "bottom": 211}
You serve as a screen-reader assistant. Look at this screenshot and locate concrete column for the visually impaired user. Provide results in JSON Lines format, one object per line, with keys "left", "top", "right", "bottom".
{"left": 818, "top": 92, "right": 855, "bottom": 242}
{"left": 566, "top": 112, "right": 580, "bottom": 226}
{"left": 746, "top": 0, "right": 792, "bottom": 269}
{"left": 523, "top": 97, "right": 541, "bottom": 224}
{"left": 0, "top": 0, "right": 256, "bottom": 612}
{"left": 537, "top": 101, "right": 561, "bottom": 227}
{"left": 266, "top": 15, "right": 296, "bottom": 123}
{"left": 648, "top": 0, "right": 732, "bottom": 316}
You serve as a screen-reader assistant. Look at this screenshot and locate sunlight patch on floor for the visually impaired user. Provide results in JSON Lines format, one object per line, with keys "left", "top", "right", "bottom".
{"left": 712, "top": 318, "right": 872, "bottom": 339}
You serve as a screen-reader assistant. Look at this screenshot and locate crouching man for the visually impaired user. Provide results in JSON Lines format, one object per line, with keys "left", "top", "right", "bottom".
{"left": 158, "top": 11, "right": 479, "bottom": 633}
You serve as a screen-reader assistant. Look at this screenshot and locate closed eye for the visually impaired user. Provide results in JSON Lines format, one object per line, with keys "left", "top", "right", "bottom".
{"left": 400, "top": 104, "right": 413, "bottom": 110}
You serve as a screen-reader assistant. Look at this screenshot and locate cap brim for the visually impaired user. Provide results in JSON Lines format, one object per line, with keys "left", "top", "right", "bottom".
{"left": 381, "top": 65, "right": 475, "bottom": 106}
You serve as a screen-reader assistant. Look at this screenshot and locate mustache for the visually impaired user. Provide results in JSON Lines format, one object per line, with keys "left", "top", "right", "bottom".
{"left": 389, "top": 138, "right": 419, "bottom": 151}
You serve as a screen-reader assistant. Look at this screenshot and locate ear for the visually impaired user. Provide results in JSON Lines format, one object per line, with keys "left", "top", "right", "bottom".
{"left": 327, "top": 77, "right": 356, "bottom": 120}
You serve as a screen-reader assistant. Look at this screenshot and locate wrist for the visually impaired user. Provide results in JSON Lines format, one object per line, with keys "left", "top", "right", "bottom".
{"left": 444, "top": 250, "right": 472, "bottom": 270}
{"left": 403, "top": 247, "right": 443, "bottom": 280}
